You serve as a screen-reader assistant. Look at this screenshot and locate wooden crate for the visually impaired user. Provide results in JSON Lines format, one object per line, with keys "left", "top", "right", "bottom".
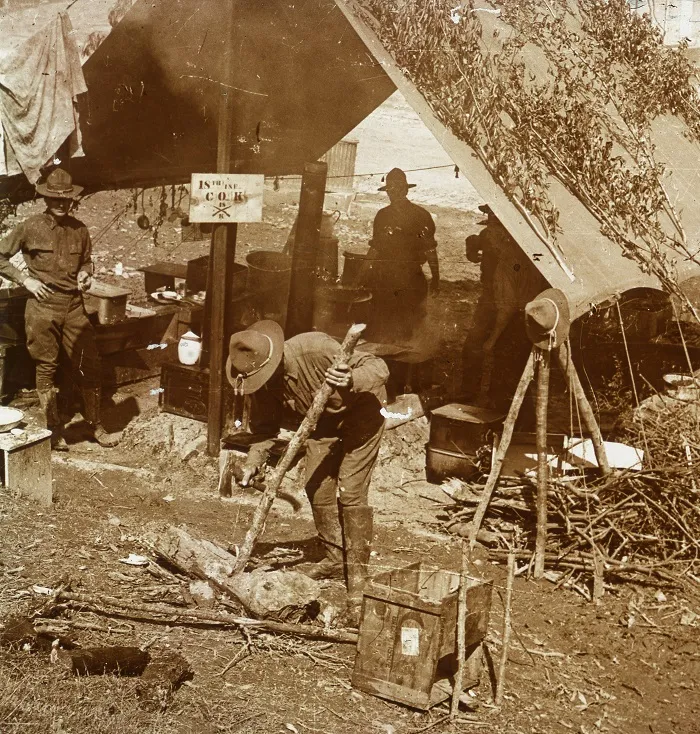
{"left": 0, "top": 428, "right": 52, "bottom": 506}
{"left": 160, "top": 362, "right": 210, "bottom": 422}
{"left": 352, "top": 562, "right": 492, "bottom": 710}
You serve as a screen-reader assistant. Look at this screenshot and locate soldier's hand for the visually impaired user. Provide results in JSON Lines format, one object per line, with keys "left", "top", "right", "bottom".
{"left": 240, "top": 462, "right": 260, "bottom": 487}
{"left": 325, "top": 363, "right": 353, "bottom": 390}
{"left": 24, "top": 277, "right": 52, "bottom": 302}
{"left": 430, "top": 278, "right": 441, "bottom": 295}
{"left": 77, "top": 271, "right": 92, "bottom": 292}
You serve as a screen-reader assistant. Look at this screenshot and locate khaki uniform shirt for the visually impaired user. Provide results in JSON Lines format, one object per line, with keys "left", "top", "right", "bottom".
{"left": 0, "top": 212, "right": 93, "bottom": 293}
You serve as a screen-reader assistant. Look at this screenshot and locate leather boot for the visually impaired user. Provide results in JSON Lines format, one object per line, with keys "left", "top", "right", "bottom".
{"left": 342, "top": 505, "right": 374, "bottom": 626}
{"left": 301, "top": 505, "right": 344, "bottom": 580}
{"left": 37, "top": 388, "right": 69, "bottom": 452}
{"left": 81, "top": 387, "right": 121, "bottom": 448}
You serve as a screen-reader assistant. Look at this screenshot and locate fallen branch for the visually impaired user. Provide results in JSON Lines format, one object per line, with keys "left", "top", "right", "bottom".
{"left": 55, "top": 591, "right": 358, "bottom": 644}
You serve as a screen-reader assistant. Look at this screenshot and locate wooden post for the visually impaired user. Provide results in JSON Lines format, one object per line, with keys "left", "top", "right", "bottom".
{"left": 556, "top": 342, "right": 611, "bottom": 475}
{"left": 468, "top": 349, "right": 536, "bottom": 549}
{"left": 231, "top": 323, "right": 366, "bottom": 574}
{"left": 494, "top": 550, "right": 515, "bottom": 706}
{"left": 450, "top": 540, "right": 470, "bottom": 718}
{"left": 286, "top": 161, "right": 328, "bottom": 336}
{"left": 534, "top": 348, "right": 551, "bottom": 579}
{"left": 206, "top": 2, "right": 237, "bottom": 457}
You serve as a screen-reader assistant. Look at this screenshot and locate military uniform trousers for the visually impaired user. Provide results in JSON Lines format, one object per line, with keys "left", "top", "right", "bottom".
{"left": 303, "top": 392, "right": 385, "bottom": 510}
{"left": 24, "top": 291, "right": 101, "bottom": 393}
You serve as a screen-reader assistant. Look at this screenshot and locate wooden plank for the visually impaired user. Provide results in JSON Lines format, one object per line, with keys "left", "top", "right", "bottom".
{"left": 101, "top": 344, "right": 175, "bottom": 388}
{"left": 350, "top": 673, "right": 432, "bottom": 710}
{"left": 437, "top": 581, "right": 493, "bottom": 660}
{"left": 1, "top": 430, "right": 52, "bottom": 506}
{"left": 363, "top": 584, "right": 443, "bottom": 614}
{"left": 390, "top": 609, "right": 441, "bottom": 699}
{"left": 353, "top": 597, "right": 399, "bottom": 690}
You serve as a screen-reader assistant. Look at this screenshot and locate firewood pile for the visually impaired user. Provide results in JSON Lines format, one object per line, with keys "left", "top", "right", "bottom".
{"left": 437, "top": 398, "right": 700, "bottom": 597}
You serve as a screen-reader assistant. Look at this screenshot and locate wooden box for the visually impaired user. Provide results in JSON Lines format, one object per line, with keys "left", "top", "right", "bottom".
{"left": 84, "top": 281, "right": 131, "bottom": 325}
{"left": 160, "top": 362, "right": 210, "bottom": 422}
{"left": 352, "top": 562, "right": 492, "bottom": 710}
{"left": 427, "top": 404, "right": 504, "bottom": 483}
{"left": 137, "top": 262, "right": 188, "bottom": 294}
{"left": 0, "top": 428, "right": 52, "bottom": 506}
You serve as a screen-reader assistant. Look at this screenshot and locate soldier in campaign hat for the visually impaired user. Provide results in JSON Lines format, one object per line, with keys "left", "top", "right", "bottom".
{"left": 0, "top": 168, "right": 120, "bottom": 450}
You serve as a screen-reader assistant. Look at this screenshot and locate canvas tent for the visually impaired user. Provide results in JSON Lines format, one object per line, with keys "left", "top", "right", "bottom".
{"left": 1, "top": 0, "right": 700, "bottom": 318}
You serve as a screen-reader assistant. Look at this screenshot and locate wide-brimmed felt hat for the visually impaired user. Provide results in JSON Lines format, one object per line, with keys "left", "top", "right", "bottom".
{"left": 378, "top": 167, "right": 416, "bottom": 191}
{"left": 226, "top": 320, "right": 284, "bottom": 395}
{"left": 477, "top": 203, "right": 499, "bottom": 225}
{"left": 524, "top": 288, "right": 570, "bottom": 350}
{"left": 35, "top": 168, "right": 83, "bottom": 199}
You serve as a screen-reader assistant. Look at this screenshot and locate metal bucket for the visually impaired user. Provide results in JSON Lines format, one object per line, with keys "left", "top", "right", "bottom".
{"left": 246, "top": 251, "right": 292, "bottom": 328}
{"left": 246, "top": 251, "right": 292, "bottom": 294}
{"left": 341, "top": 250, "right": 367, "bottom": 286}
{"left": 312, "top": 285, "right": 372, "bottom": 338}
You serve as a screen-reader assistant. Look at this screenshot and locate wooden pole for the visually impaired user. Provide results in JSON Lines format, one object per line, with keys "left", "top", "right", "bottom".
{"left": 534, "top": 347, "right": 551, "bottom": 579}
{"left": 450, "top": 540, "right": 470, "bottom": 718}
{"left": 206, "top": 2, "right": 238, "bottom": 456}
{"left": 231, "top": 323, "right": 366, "bottom": 574}
{"left": 468, "top": 349, "right": 536, "bottom": 550}
{"left": 286, "top": 161, "right": 328, "bottom": 336}
{"left": 556, "top": 342, "right": 611, "bottom": 476}
{"left": 494, "top": 550, "right": 515, "bottom": 706}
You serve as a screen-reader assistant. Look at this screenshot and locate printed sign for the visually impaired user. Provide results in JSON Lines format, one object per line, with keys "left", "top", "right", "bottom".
{"left": 400, "top": 626, "right": 420, "bottom": 656}
{"left": 189, "top": 173, "right": 264, "bottom": 223}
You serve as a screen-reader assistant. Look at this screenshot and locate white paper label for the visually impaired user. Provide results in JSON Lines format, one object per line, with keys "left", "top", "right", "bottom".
{"left": 401, "top": 626, "right": 420, "bottom": 656}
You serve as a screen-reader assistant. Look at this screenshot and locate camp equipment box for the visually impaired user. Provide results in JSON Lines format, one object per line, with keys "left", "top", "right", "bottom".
{"left": 160, "top": 362, "right": 209, "bottom": 422}
{"left": 426, "top": 403, "right": 504, "bottom": 483}
{"left": 352, "top": 562, "right": 492, "bottom": 710}
{"left": 84, "top": 281, "right": 131, "bottom": 325}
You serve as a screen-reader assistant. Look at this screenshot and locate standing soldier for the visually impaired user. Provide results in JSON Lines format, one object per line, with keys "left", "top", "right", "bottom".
{"left": 359, "top": 167, "right": 440, "bottom": 342}
{"left": 461, "top": 205, "right": 546, "bottom": 405}
{"left": 0, "top": 168, "right": 120, "bottom": 450}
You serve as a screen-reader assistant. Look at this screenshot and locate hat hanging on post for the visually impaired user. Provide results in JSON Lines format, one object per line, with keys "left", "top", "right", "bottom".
{"left": 378, "top": 167, "right": 416, "bottom": 191}
{"left": 35, "top": 168, "right": 83, "bottom": 199}
{"left": 225, "top": 320, "right": 285, "bottom": 395}
{"left": 524, "top": 288, "right": 571, "bottom": 350}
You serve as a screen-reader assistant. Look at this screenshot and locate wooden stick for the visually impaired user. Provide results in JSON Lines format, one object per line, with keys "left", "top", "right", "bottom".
{"left": 556, "top": 342, "right": 610, "bottom": 475}
{"left": 495, "top": 550, "right": 515, "bottom": 706}
{"left": 534, "top": 348, "right": 551, "bottom": 579}
{"left": 469, "top": 349, "right": 536, "bottom": 549}
{"left": 56, "top": 592, "right": 358, "bottom": 645}
{"left": 231, "top": 323, "right": 366, "bottom": 574}
{"left": 450, "top": 540, "right": 470, "bottom": 718}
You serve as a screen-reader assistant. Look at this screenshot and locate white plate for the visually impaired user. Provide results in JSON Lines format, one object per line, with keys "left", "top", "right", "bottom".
{"left": 150, "top": 291, "right": 182, "bottom": 302}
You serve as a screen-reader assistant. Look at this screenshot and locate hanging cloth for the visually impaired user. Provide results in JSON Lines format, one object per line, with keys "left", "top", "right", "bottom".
{"left": 0, "top": 12, "right": 87, "bottom": 182}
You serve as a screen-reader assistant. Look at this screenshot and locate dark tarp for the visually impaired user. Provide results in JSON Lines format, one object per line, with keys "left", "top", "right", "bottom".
{"left": 0, "top": 0, "right": 394, "bottom": 199}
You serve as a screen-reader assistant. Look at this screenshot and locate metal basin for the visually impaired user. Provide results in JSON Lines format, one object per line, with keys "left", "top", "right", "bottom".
{"left": 0, "top": 406, "right": 24, "bottom": 432}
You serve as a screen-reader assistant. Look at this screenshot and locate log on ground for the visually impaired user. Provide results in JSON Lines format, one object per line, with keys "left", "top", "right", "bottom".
{"left": 142, "top": 523, "right": 321, "bottom": 622}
